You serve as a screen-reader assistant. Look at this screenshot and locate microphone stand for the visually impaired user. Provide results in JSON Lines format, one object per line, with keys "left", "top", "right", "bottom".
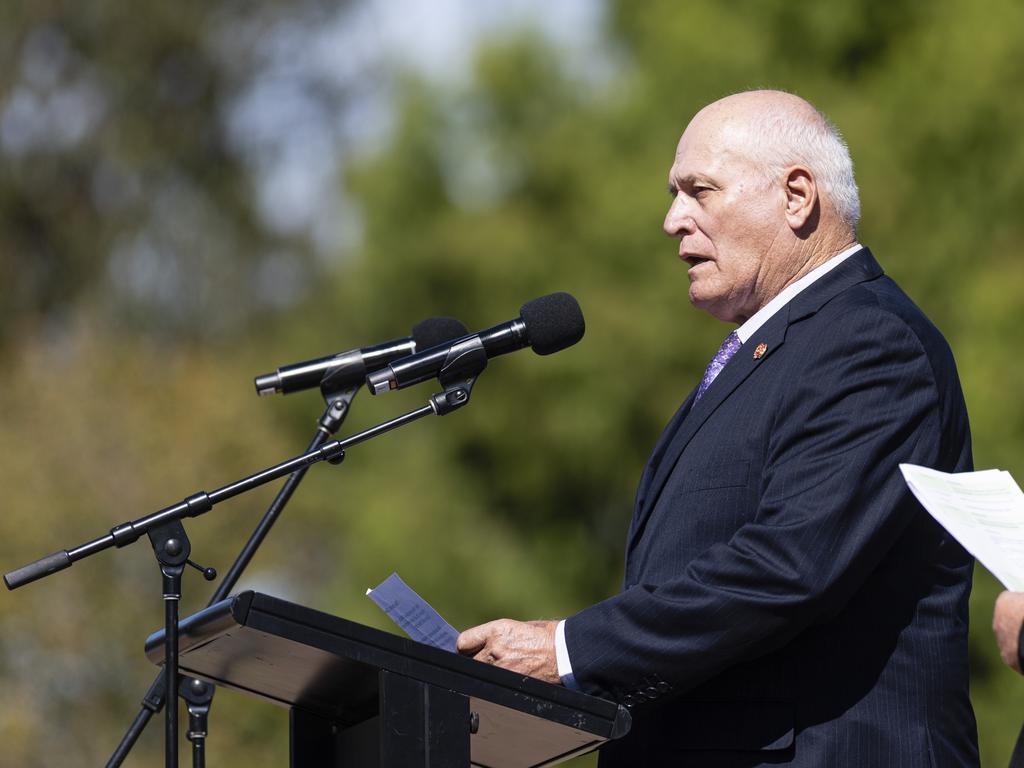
{"left": 5, "top": 380, "right": 476, "bottom": 768}
{"left": 104, "top": 374, "right": 361, "bottom": 768}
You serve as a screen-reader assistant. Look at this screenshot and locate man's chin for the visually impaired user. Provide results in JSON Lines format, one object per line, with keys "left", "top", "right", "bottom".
{"left": 688, "top": 291, "right": 743, "bottom": 324}
{"left": 688, "top": 288, "right": 718, "bottom": 313}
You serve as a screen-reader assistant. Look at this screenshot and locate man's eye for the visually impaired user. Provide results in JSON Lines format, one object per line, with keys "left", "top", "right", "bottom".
{"left": 693, "top": 187, "right": 711, "bottom": 198}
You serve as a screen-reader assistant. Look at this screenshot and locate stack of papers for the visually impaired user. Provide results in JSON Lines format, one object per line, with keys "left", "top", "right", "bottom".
{"left": 900, "top": 464, "right": 1024, "bottom": 590}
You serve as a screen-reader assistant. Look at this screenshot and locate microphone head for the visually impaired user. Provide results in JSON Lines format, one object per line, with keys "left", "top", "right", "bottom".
{"left": 519, "top": 292, "right": 585, "bottom": 355}
{"left": 412, "top": 316, "right": 469, "bottom": 349}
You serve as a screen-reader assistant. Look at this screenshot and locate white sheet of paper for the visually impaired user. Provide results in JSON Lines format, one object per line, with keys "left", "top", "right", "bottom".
{"left": 900, "top": 463, "right": 1024, "bottom": 590}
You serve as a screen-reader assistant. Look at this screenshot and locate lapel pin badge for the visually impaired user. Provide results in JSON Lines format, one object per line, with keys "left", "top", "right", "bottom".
{"left": 753, "top": 342, "right": 767, "bottom": 360}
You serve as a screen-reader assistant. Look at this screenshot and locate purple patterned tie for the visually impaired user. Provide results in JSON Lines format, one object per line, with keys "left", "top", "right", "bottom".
{"left": 694, "top": 330, "right": 741, "bottom": 402}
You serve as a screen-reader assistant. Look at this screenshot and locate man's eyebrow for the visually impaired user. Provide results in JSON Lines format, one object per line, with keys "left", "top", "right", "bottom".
{"left": 667, "top": 174, "right": 706, "bottom": 195}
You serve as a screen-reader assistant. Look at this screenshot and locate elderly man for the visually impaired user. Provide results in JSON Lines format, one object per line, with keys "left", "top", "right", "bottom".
{"left": 458, "top": 90, "right": 978, "bottom": 766}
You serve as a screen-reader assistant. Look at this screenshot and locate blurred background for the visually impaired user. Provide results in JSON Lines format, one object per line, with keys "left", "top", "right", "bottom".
{"left": 2, "top": 0, "right": 1024, "bottom": 764}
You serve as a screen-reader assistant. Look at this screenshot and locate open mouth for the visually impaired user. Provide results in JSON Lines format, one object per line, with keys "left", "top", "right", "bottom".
{"left": 683, "top": 255, "right": 712, "bottom": 268}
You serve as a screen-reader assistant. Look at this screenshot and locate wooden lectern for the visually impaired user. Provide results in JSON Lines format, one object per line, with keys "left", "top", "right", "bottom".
{"left": 145, "top": 592, "right": 630, "bottom": 767}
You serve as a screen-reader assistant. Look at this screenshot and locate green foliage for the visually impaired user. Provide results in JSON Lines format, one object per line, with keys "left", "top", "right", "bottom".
{"left": 2, "top": 0, "right": 1024, "bottom": 765}
{"left": 0, "top": 0, "right": 333, "bottom": 345}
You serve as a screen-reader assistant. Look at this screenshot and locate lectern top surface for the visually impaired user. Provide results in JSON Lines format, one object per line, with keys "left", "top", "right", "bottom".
{"left": 145, "top": 591, "right": 630, "bottom": 742}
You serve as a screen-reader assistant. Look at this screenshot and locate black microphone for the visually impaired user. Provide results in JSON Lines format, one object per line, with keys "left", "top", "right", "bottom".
{"left": 366, "top": 292, "right": 585, "bottom": 394}
{"left": 254, "top": 317, "right": 469, "bottom": 396}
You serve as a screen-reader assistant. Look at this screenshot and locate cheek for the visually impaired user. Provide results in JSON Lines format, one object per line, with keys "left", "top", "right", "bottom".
{"left": 708, "top": 250, "right": 761, "bottom": 298}
{"left": 716, "top": 215, "right": 773, "bottom": 269}
{"left": 728, "top": 252, "right": 763, "bottom": 284}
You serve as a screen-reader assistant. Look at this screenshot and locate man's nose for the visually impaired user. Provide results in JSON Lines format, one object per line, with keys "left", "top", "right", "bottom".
{"left": 663, "top": 194, "right": 695, "bottom": 237}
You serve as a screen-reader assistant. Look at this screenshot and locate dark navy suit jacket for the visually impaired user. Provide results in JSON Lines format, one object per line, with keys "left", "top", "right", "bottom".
{"left": 566, "top": 249, "right": 979, "bottom": 766}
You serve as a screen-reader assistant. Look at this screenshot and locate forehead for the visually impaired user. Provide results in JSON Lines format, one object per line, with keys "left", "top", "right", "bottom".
{"left": 670, "top": 113, "right": 756, "bottom": 180}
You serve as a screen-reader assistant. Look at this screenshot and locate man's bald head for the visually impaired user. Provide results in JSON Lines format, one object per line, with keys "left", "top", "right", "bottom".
{"left": 664, "top": 90, "right": 860, "bottom": 323}
{"left": 690, "top": 90, "right": 860, "bottom": 233}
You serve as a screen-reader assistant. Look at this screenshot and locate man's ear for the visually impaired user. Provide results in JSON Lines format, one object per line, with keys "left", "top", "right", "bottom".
{"left": 783, "top": 166, "right": 817, "bottom": 232}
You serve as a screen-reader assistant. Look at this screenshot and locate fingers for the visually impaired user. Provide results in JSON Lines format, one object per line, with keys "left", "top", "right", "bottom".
{"left": 455, "top": 619, "right": 561, "bottom": 683}
{"left": 456, "top": 620, "right": 504, "bottom": 656}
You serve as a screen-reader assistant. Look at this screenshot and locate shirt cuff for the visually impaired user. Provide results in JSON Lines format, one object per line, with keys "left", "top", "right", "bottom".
{"left": 555, "top": 619, "right": 580, "bottom": 690}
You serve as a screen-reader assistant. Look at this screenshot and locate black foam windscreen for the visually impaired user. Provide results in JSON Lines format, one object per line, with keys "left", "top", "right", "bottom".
{"left": 412, "top": 316, "right": 469, "bottom": 350}
{"left": 519, "top": 292, "right": 585, "bottom": 355}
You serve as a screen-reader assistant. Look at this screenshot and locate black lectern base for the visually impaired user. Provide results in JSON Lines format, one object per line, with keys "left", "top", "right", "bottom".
{"left": 291, "top": 670, "right": 470, "bottom": 767}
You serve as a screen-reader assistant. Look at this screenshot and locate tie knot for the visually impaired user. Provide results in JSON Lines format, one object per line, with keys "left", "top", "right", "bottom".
{"left": 717, "top": 330, "right": 742, "bottom": 361}
{"left": 695, "top": 331, "right": 741, "bottom": 402}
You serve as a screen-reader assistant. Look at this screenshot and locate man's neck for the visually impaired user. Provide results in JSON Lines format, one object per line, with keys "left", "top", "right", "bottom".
{"left": 782, "top": 231, "right": 858, "bottom": 295}
{"left": 734, "top": 242, "right": 862, "bottom": 342}
{"left": 723, "top": 226, "right": 858, "bottom": 324}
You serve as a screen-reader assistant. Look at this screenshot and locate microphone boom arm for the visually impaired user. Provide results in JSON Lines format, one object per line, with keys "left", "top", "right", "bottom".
{"left": 5, "top": 388, "right": 470, "bottom": 590}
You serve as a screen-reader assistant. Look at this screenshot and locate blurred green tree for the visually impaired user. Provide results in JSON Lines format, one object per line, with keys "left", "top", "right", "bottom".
{"left": 0, "top": 0, "right": 357, "bottom": 345}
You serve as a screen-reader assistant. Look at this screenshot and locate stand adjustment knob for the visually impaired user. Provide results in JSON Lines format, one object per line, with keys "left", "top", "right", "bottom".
{"left": 186, "top": 559, "right": 217, "bottom": 581}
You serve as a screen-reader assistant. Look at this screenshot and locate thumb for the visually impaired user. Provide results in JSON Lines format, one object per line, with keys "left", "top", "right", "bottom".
{"left": 456, "top": 623, "right": 491, "bottom": 655}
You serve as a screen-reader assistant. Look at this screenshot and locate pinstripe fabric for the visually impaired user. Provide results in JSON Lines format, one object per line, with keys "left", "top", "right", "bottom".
{"left": 567, "top": 249, "right": 978, "bottom": 767}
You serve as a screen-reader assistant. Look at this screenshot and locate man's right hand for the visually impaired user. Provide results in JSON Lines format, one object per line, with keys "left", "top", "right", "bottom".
{"left": 993, "top": 591, "right": 1024, "bottom": 673}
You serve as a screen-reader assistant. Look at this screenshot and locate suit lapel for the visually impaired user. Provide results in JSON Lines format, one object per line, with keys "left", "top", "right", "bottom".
{"left": 628, "top": 387, "right": 698, "bottom": 542}
{"left": 626, "top": 247, "right": 885, "bottom": 554}
{"left": 627, "top": 315, "right": 789, "bottom": 552}
{"left": 640, "top": 389, "right": 698, "bottom": 496}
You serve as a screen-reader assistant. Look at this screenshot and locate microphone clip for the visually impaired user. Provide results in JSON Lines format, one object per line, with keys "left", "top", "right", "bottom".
{"left": 429, "top": 336, "right": 488, "bottom": 416}
{"left": 318, "top": 373, "right": 360, "bottom": 435}
{"left": 437, "top": 336, "right": 489, "bottom": 388}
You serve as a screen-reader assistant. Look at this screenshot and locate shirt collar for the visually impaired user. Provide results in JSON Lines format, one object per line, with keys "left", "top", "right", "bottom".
{"left": 735, "top": 243, "right": 863, "bottom": 344}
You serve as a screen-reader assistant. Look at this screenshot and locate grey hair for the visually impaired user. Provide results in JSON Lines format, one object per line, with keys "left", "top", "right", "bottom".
{"left": 740, "top": 96, "right": 861, "bottom": 232}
